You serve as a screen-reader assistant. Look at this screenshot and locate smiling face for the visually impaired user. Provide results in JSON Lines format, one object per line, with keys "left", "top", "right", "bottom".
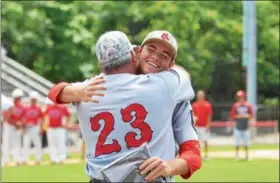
{"left": 137, "top": 40, "right": 174, "bottom": 74}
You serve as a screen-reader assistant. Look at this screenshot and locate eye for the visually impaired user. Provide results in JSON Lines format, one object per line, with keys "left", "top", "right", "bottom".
{"left": 147, "top": 47, "right": 156, "bottom": 53}
{"left": 159, "top": 53, "right": 171, "bottom": 61}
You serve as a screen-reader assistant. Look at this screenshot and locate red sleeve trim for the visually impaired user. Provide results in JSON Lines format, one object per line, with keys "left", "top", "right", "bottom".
{"left": 48, "top": 82, "right": 69, "bottom": 104}
{"left": 230, "top": 103, "right": 237, "bottom": 120}
{"left": 178, "top": 140, "right": 202, "bottom": 179}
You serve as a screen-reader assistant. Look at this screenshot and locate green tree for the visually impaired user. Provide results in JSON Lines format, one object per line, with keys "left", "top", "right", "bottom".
{"left": 1, "top": 1, "right": 279, "bottom": 103}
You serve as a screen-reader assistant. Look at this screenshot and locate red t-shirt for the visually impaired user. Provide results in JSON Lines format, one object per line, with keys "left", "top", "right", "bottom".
{"left": 44, "top": 104, "right": 70, "bottom": 128}
{"left": 230, "top": 101, "right": 253, "bottom": 130}
{"left": 230, "top": 101, "right": 253, "bottom": 120}
{"left": 192, "top": 100, "right": 213, "bottom": 127}
{"left": 24, "top": 105, "right": 43, "bottom": 125}
{"left": 11, "top": 103, "right": 25, "bottom": 123}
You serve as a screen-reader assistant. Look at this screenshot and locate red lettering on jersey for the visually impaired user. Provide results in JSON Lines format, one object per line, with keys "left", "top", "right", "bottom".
{"left": 91, "top": 112, "right": 121, "bottom": 157}
{"left": 90, "top": 103, "right": 152, "bottom": 157}
{"left": 121, "top": 103, "right": 153, "bottom": 149}
{"left": 161, "top": 33, "right": 170, "bottom": 41}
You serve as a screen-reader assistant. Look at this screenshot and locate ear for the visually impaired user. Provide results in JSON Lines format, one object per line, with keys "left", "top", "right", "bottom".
{"left": 133, "top": 46, "right": 142, "bottom": 63}
{"left": 130, "top": 51, "right": 136, "bottom": 64}
{"left": 134, "top": 45, "right": 142, "bottom": 53}
{"left": 168, "top": 60, "right": 175, "bottom": 68}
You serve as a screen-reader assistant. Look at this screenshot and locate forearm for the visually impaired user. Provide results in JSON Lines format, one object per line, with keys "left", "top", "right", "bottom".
{"left": 60, "top": 85, "right": 84, "bottom": 103}
{"left": 48, "top": 82, "right": 71, "bottom": 104}
{"left": 39, "top": 119, "right": 44, "bottom": 129}
{"left": 167, "top": 158, "right": 189, "bottom": 176}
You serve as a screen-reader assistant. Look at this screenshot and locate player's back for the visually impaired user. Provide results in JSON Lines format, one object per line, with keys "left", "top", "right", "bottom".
{"left": 75, "top": 71, "right": 193, "bottom": 179}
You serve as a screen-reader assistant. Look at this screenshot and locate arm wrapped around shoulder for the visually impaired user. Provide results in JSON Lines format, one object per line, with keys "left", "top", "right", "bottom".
{"left": 178, "top": 140, "right": 202, "bottom": 179}
{"left": 48, "top": 82, "right": 70, "bottom": 104}
{"left": 171, "top": 64, "right": 191, "bottom": 80}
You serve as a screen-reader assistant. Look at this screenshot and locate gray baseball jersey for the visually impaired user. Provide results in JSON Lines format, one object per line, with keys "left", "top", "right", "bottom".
{"left": 73, "top": 69, "right": 194, "bottom": 180}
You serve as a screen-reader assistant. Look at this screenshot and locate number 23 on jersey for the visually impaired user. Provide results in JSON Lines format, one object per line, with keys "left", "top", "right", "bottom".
{"left": 90, "top": 103, "right": 153, "bottom": 157}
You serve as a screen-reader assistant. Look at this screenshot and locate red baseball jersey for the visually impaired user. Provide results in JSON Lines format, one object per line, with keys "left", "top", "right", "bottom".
{"left": 11, "top": 103, "right": 25, "bottom": 123}
{"left": 192, "top": 100, "right": 213, "bottom": 127}
{"left": 230, "top": 101, "right": 253, "bottom": 130}
{"left": 24, "top": 105, "right": 43, "bottom": 125}
{"left": 44, "top": 104, "right": 70, "bottom": 128}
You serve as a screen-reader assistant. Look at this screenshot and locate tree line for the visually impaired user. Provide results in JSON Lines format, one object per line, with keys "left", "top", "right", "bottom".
{"left": 2, "top": 1, "right": 279, "bottom": 104}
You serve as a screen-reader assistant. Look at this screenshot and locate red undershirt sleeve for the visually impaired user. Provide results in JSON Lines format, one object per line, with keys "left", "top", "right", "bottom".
{"left": 178, "top": 140, "right": 202, "bottom": 179}
{"left": 48, "top": 82, "right": 69, "bottom": 104}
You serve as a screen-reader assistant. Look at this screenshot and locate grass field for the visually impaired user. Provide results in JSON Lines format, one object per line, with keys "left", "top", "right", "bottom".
{"left": 2, "top": 144, "right": 279, "bottom": 182}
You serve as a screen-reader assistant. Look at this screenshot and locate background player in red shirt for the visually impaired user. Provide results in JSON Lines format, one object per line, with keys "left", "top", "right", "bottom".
{"left": 230, "top": 90, "right": 254, "bottom": 160}
{"left": 192, "top": 90, "right": 213, "bottom": 160}
{"left": 2, "top": 88, "right": 25, "bottom": 166}
{"left": 44, "top": 98, "right": 71, "bottom": 164}
{"left": 22, "top": 91, "right": 44, "bottom": 164}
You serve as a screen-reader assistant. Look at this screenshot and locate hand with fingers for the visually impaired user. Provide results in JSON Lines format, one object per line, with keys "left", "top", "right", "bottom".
{"left": 76, "top": 76, "right": 106, "bottom": 103}
{"left": 139, "top": 157, "right": 172, "bottom": 182}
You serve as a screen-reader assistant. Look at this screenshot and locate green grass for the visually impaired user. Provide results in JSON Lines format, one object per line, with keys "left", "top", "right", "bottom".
{"left": 2, "top": 163, "right": 88, "bottom": 182}
{"left": 208, "top": 143, "right": 279, "bottom": 152}
{"left": 2, "top": 158, "right": 279, "bottom": 182}
{"left": 183, "top": 158, "right": 279, "bottom": 182}
{"left": 2, "top": 144, "right": 279, "bottom": 182}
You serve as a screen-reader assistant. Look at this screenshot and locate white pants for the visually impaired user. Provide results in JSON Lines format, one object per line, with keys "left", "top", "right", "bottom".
{"left": 23, "top": 125, "right": 42, "bottom": 162}
{"left": 234, "top": 129, "right": 250, "bottom": 147}
{"left": 196, "top": 127, "right": 210, "bottom": 142}
{"left": 47, "top": 127, "right": 67, "bottom": 163}
{"left": 2, "top": 123, "right": 22, "bottom": 164}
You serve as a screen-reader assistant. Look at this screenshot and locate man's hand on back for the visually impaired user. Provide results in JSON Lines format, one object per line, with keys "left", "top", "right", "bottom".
{"left": 59, "top": 76, "right": 107, "bottom": 103}
{"left": 75, "top": 76, "right": 106, "bottom": 103}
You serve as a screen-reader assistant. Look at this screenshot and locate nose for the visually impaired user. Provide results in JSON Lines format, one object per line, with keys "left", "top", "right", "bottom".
{"left": 151, "top": 53, "right": 159, "bottom": 61}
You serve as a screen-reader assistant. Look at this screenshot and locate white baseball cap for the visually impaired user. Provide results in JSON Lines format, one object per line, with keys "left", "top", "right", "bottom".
{"left": 95, "top": 31, "right": 133, "bottom": 65}
{"left": 141, "top": 30, "right": 178, "bottom": 59}
{"left": 30, "top": 91, "right": 39, "bottom": 100}
{"left": 12, "top": 88, "right": 24, "bottom": 98}
{"left": 44, "top": 98, "right": 53, "bottom": 105}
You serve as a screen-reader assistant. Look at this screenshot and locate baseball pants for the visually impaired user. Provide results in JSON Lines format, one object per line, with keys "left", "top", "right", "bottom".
{"left": 47, "top": 127, "right": 67, "bottom": 163}
{"left": 234, "top": 128, "right": 250, "bottom": 147}
{"left": 196, "top": 127, "right": 210, "bottom": 141}
{"left": 2, "top": 123, "right": 22, "bottom": 165}
{"left": 22, "top": 125, "right": 42, "bottom": 163}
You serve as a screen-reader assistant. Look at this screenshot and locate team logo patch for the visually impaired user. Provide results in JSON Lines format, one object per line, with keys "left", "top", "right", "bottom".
{"left": 161, "top": 33, "right": 170, "bottom": 41}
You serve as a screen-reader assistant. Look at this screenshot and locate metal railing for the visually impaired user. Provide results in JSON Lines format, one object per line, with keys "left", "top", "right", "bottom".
{"left": 1, "top": 55, "right": 54, "bottom": 99}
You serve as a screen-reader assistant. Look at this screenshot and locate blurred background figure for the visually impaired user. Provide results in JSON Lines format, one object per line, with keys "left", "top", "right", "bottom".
{"left": 192, "top": 90, "right": 213, "bottom": 160}
{"left": 1, "top": 94, "right": 12, "bottom": 112}
{"left": 22, "top": 91, "right": 43, "bottom": 165}
{"left": 44, "top": 98, "right": 71, "bottom": 164}
{"left": 230, "top": 90, "right": 254, "bottom": 161}
{"left": 2, "top": 88, "right": 25, "bottom": 166}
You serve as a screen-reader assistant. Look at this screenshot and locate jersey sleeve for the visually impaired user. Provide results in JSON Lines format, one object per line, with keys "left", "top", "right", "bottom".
{"left": 247, "top": 103, "right": 254, "bottom": 116}
{"left": 172, "top": 101, "right": 198, "bottom": 145}
{"left": 39, "top": 108, "right": 44, "bottom": 118}
{"left": 155, "top": 68, "right": 195, "bottom": 104}
{"left": 230, "top": 103, "right": 237, "bottom": 120}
